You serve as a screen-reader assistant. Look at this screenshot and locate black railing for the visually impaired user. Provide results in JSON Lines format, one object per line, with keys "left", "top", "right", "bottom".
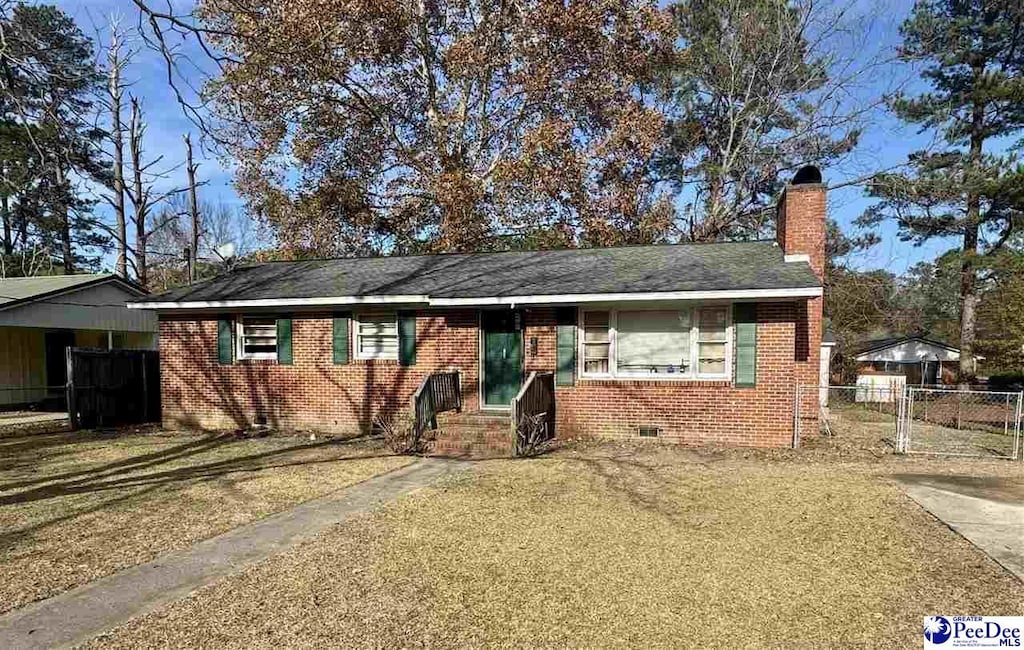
{"left": 412, "top": 370, "right": 462, "bottom": 440}
{"left": 511, "top": 371, "right": 555, "bottom": 456}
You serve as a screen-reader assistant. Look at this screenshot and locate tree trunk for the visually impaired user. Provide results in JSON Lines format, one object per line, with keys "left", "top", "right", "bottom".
{"left": 16, "top": 194, "right": 27, "bottom": 249}
{"left": 958, "top": 225, "right": 979, "bottom": 385}
{"left": 110, "top": 70, "right": 127, "bottom": 278}
{"left": 958, "top": 70, "right": 985, "bottom": 386}
{"left": 703, "top": 172, "right": 725, "bottom": 241}
{"left": 55, "top": 162, "right": 74, "bottom": 275}
{"left": 106, "top": 25, "right": 129, "bottom": 278}
{"left": 130, "top": 99, "right": 147, "bottom": 288}
{"left": 185, "top": 134, "right": 200, "bottom": 283}
{"left": 1, "top": 192, "right": 11, "bottom": 256}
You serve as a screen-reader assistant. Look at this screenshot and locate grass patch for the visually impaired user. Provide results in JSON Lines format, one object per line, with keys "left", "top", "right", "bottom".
{"left": 0, "top": 428, "right": 412, "bottom": 613}
{"left": 88, "top": 444, "right": 1023, "bottom": 648}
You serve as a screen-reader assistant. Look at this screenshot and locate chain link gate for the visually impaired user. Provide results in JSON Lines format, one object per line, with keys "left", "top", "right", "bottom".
{"left": 897, "top": 387, "right": 1022, "bottom": 460}
{"left": 796, "top": 384, "right": 1023, "bottom": 460}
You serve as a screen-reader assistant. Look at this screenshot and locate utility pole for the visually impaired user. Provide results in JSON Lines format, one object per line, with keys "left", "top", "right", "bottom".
{"left": 184, "top": 134, "right": 200, "bottom": 283}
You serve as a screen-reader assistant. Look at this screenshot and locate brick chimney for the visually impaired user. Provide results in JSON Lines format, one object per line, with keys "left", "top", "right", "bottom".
{"left": 776, "top": 165, "right": 826, "bottom": 281}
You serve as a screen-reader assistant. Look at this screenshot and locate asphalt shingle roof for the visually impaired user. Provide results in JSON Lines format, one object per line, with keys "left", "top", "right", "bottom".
{"left": 139, "top": 241, "right": 820, "bottom": 305}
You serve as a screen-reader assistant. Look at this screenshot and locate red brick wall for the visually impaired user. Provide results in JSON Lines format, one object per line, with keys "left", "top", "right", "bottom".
{"left": 777, "top": 181, "right": 825, "bottom": 441}
{"left": 159, "top": 309, "right": 480, "bottom": 433}
{"left": 778, "top": 182, "right": 826, "bottom": 281}
{"left": 523, "top": 303, "right": 800, "bottom": 448}
{"left": 161, "top": 301, "right": 817, "bottom": 447}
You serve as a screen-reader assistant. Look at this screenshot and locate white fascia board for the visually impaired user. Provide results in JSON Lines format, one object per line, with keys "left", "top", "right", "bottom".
{"left": 784, "top": 254, "right": 811, "bottom": 263}
{"left": 127, "top": 294, "right": 431, "bottom": 310}
{"left": 129, "top": 287, "right": 822, "bottom": 310}
{"left": 428, "top": 287, "right": 823, "bottom": 306}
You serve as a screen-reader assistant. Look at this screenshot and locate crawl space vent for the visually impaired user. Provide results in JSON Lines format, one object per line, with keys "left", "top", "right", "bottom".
{"left": 638, "top": 426, "right": 661, "bottom": 438}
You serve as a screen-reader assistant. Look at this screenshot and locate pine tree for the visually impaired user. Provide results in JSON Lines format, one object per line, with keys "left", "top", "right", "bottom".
{"left": 658, "top": 0, "right": 859, "bottom": 241}
{"left": 0, "top": 3, "right": 108, "bottom": 274}
{"left": 859, "top": 0, "right": 1024, "bottom": 383}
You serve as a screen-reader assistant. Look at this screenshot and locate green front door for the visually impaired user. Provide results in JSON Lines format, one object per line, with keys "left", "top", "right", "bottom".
{"left": 482, "top": 311, "right": 523, "bottom": 408}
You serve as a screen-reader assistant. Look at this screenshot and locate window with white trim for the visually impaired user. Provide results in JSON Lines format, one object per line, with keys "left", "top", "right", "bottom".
{"left": 579, "top": 305, "right": 731, "bottom": 379}
{"left": 355, "top": 312, "right": 399, "bottom": 359}
{"left": 697, "top": 307, "right": 728, "bottom": 374}
{"left": 582, "top": 311, "right": 611, "bottom": 374}
{"left": 237, "top": 317, "right": 277, "bottom": 360}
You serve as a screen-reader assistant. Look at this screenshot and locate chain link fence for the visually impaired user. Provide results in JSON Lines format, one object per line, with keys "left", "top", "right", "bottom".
{"left": 796, "top": 384, "right": 1023, "bottom": 460}
{"left": 795, "top": 385, "right": 903, "bottom": 450}
{"left": 899, "top": 387, "right": 1022, "bottom": 460}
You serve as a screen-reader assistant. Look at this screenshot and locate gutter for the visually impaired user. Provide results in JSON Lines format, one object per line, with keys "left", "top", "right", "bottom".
{"left": 128, "top": 286, "right": 823, "bottom": 311}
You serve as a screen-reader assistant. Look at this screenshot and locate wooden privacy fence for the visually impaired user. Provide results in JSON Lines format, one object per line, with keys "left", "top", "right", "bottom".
{"left": 66, "top": 348, "right": 160, "bottom": 429}
{"left": 511, "top": 371, "right": 555, "bottom": 456}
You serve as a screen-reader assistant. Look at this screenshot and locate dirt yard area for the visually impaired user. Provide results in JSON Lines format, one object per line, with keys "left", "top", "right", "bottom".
{"left": 0, "top": 427, "right": 412, "bottom": 614}
{"left": 87, "top": 442, "right": 1024, "bottom": 649}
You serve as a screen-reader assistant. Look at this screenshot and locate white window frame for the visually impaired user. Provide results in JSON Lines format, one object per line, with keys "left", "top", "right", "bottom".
{"left": 354, "top": 311, "right": 399, "bottom": 360}
{"left": 236, "top": 316, "right": 278, "bottom": 361}
{"left": 577, "top": 304, "right": 733, "bottom": 381}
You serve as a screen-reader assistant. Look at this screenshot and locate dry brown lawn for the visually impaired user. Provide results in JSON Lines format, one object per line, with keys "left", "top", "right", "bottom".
{"left": 87, "top": 442, "right": 1024, "bottom": 649}
{"left": 0, "top": 427, "right": 412, "bottom": 613}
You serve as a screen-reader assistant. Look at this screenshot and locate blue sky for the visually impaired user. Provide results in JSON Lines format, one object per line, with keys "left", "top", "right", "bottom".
{"left": 53, "top": 0, "right": 962, "bottom": 274}
{"left": 53, "top": 0, "right": 245, "bottom": 261}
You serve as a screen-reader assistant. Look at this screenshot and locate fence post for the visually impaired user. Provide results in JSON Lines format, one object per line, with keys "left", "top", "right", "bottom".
{"left": 1005, "top": 393, "right": 1011, "bottom": 439}
{"left": 895, "top": 385, "right": 903, "bottom": 452}
{"left": 1016, "top": 392, "right": 1023, "bottom": 462}
{"left": 956, "top": 392, "right": 963, "bottom": 431}
{"left": 65, "top": 347, "right": 78, "bottom": 430}
{"left": 792, "top": 386, "right": 801, "bottom": 449}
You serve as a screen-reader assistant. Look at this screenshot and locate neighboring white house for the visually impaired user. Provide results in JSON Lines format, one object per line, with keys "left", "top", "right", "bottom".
{"left": 0, "top": 274, "right": 157, "bottom": 408}
{"left": 853, "top": 335, "right": 980, "bottom": 385}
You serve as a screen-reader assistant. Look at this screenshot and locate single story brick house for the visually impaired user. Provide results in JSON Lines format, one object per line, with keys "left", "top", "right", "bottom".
{"left": 130, "top": 168, "right": 827, "bottom": 447}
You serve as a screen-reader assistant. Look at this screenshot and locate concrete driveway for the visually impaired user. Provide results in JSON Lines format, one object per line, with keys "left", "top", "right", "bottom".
{"left": 896, "top": 474, "right": 1024, "bottom": 582}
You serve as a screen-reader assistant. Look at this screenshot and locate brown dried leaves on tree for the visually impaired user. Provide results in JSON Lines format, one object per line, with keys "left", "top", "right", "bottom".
{"left": 200, "top": 0, "right": 673, "bottom": 256}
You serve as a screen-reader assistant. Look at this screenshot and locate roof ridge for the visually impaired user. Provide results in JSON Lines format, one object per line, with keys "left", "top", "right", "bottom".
{"left": 236, "top": 239, "right": 780, "bottom": 268}
{"left": 0, "top": 272, "right": 110, "bottom": 281}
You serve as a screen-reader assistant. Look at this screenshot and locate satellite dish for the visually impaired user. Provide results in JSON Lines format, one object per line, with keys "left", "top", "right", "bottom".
{"left": 214, "top": 242, "right": 237, "bottom": 261}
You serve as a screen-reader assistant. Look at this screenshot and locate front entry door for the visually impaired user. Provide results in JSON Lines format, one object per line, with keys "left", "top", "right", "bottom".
{"left": 482, "top": 311, "right": 523, "bottom": 408}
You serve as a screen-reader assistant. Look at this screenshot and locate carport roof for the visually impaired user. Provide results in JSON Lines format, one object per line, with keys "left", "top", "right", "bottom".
{"left": 0, "top": 274, "right": 145, "bottom": 311}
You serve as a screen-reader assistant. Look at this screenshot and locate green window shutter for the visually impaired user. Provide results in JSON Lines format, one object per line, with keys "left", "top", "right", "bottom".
{"left": 734, "top": 303, "right": 757, "bottom": 388}
{"left": 555, "top": 307, "right": 577, "bottom": 387}
{"left": 277, "top": 317, "right": 293, "bottom": 365}
{"left": 398, "top": 311, "right": 416, "bottom": 366}
{"left": 333, "top": 313, "right": 350, "bottom": 364}
{"left": 217, "top": 318, "right": 233, "bottom": 365}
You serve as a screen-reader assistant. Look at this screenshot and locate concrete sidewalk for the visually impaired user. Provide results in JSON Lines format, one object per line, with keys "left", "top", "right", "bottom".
{"left": 0, "top": 457, "right": 469, "bottom": 650}
{"left": 897, "top": 474, "right": 1024, "bottom": 582}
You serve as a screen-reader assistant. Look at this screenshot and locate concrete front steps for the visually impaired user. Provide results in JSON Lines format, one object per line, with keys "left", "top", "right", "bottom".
{"left": 427, "top": 411, "right": 513, "bottom": 459}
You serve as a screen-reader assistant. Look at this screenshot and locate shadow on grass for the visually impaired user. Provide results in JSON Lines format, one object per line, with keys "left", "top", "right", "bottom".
{"left": 0, "top": 434, "right": 231, "bottom": 492}
{"left": 0, "top": 432, "right": 392, "bottom": 552}
{"left": 567, "top": 452, "right": 682, "bottom": 517}
{"left": 0, "top": 434, "right": 382, "bottom": 508}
